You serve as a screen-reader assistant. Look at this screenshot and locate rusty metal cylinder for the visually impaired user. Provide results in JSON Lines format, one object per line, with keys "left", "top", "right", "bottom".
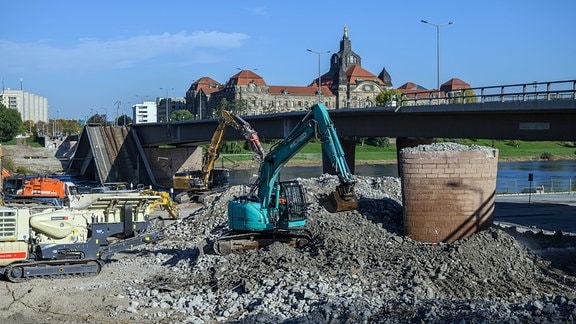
{"left": 400, "top": 143, "right": 498, "bottom": 243}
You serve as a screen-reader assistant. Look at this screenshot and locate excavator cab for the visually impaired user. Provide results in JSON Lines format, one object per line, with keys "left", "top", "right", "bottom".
{"left": 277, "top": 180, "right": 308, "bottom": 229}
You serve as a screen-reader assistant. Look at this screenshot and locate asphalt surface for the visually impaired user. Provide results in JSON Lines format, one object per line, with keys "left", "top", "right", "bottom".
{"left": 494, "top": 192, "right": 576, "bottom": 234}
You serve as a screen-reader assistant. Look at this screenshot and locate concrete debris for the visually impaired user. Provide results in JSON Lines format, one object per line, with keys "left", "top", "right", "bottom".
{"left": 3, "top": 144, "right": 576, "bottom": 323}
{"left": 402, "top": 142, "right": 497, "bottom": 157}
{"left": 108, "top": 174, "right": 575, "bottom": 323}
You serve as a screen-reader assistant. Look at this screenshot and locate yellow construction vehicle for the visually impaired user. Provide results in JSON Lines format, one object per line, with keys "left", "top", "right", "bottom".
{"left": 174, "top": 111, "right": 265, "bottom": 203}
{"left": 141, "top": 189, "right": 179, "bottom": 219}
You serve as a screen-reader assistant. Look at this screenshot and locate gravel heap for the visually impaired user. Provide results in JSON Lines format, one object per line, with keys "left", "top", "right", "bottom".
{"left": 401, "top": 142, "right": 497, "bottom": 157}
{"left": 102, "top": 174, "right": 576, "bottom": 323}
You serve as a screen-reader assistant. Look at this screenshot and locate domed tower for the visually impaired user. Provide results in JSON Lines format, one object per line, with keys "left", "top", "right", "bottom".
{"left": 322, "top": 25, "right": 362, "bottom": 108}
{"left": 318, "top": 25, "right": 389, "bottom": 108}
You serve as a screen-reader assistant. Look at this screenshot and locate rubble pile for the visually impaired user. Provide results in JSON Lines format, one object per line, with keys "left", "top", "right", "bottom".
{"left": 110, "top": 174, "right": 576, "bottom": 323}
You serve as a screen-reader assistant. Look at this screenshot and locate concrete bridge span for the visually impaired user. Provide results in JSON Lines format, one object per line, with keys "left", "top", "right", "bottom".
{"left": 68, "top": 79, "right": 576, "bottom": 187}
{"left": 133, "top": 99, "right": 576, "bottom": 147}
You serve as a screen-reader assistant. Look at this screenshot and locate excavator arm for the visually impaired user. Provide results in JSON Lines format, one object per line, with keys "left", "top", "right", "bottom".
{"left": 174, "top": 111, "right": 265, "bottom": 203}
{"left": 141, "top": 189, "right": 179, "bottom": 219}
{"left": 201, "top": 110, "right": 266, "bottom": 186}
{"left": 201, "top": 117, "right": 228, "bottom": 186}
{"left": 222, "top": 111, "right": 266, "bottom": 162}
{"left": 217, "top": 103, "right": 357, "bottom": 254}
{"left": 254, "top": 103, "right": 356, "bottom": 211}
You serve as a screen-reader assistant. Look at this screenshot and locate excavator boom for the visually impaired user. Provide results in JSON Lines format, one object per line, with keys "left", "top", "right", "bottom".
{"left": 216, "top": 103, "right": 357, "bottom": 254}
{"left": 174, "top": 111, "right": 265, "bottom": 203}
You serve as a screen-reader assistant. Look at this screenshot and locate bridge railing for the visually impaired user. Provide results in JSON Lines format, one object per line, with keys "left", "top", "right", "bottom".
{"left": 398, "top": 79, "right": 576, "bottom": 107}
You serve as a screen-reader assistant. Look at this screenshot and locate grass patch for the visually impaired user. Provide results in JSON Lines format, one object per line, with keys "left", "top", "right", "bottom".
{"left": 457, "top": 139, "right": 576, "bottom": 160}
{"left": 224, "top": 139, "right": 576, "bottom": 164}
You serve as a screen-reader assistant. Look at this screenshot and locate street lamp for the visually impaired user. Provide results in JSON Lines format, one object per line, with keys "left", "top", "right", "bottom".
{"left": 421, "top": 19, "right": 453, "bottom": 95}
{"left": 160, "top": 87, "right": 173, "bottom": 122}
{"left": 135, "top": 94, "right": 149, "bottom": 104}
{"left": 307, "top": 49, "right": 330, "bottom": 103}
{"left": 99, "top": 107, "right": 107, "bottom": 126}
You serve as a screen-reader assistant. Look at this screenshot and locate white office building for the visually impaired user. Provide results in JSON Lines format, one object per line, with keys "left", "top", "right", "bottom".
{"left": 0, "top": 89, "right": 49, "bottom": 122}
{"left": 133, "top": 101, "right": 157, "bottom": 124}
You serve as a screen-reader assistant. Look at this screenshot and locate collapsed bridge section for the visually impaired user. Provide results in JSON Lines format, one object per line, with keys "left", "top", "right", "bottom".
{"left": 67, "top": 125, "right": 157, "bottom": 187}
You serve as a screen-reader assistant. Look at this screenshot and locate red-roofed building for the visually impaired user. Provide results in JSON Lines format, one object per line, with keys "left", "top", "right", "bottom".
{"left": 185, "top": 25, "right": 395, "bottom": 118}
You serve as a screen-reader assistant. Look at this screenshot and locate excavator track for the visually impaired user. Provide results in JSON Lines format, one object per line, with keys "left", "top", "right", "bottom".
{"left": 213, "top": 229, "right": 313, "bottom": 255}
{"left": 3, "top": 259, "right": 102, "bottom": 283}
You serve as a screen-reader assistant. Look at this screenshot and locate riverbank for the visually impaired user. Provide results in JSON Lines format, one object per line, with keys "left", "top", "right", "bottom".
{"left": 225, "top": 154, "right": 576, "bottom": 170}
{"left": 2, "top": 144, "right": 575, "bottom": 174}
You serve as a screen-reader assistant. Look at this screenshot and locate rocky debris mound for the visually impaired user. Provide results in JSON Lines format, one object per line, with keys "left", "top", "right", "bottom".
{"left": 402, "top": 142, "right": 497, "bottom": 157}
{"left": 108, "top": 175, "right": 576, "bottom": 323}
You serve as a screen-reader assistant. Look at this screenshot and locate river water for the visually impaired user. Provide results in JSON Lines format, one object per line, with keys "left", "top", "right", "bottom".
{"left": 229, "top": 160, "right": 576, "bottom": 194}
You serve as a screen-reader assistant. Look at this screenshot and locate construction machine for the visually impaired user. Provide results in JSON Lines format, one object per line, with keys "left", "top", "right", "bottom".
{"left": 174, "top": 110, "right": 265, "bottom": 203}
{"left": 141, "top": 189, "right": 180, "bottom": 220}
{"left": 5, "top": 176, "right": 75, "bottom": 207}
{"left": 214, "top": 103, "right": 358, "bottom": 254}
{"left": 0, "top": 193, "right": 165, "bottom": 282}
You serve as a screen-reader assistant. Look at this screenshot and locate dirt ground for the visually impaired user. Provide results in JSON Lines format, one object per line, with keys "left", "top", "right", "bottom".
{"left": 1, "top": 145, "right": 67, "bottom": 175}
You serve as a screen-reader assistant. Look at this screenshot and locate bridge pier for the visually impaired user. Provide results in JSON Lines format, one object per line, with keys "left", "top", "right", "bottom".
{"left": 322, "top": 137, "right": 356, "bottom": 174}
{"left": 143, "top": 147, "right": 203, "bottom": 188}
{"left": 396, "top": 137, "right": 435, "bottom": 178}
{"left": 399, "top": 143, "right": 498, "bottom": 243}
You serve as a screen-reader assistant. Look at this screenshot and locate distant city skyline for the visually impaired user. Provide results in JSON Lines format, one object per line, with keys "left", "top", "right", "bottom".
{"left": 1, "top": 0, "right": 574, "bottom": 119}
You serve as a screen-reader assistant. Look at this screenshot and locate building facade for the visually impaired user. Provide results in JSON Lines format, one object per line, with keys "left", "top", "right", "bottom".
{"left": 0, "top": 89, "right": 49, "bottom": 123}
{"left": 156, "top": 97, "right": 186, "bottom": 122}
{"left": 132, "top": 101, "right": 158, "bottom": 124}
{"left": 185, "top": 26, "right": 394, "bottom": 119}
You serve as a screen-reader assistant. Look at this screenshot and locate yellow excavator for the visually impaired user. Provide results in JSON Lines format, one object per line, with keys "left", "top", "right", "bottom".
{"left": 173, "top": 110, "right": 265, "bottom": 203}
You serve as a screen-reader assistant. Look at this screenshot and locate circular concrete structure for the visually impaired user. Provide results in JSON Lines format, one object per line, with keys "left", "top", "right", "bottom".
{"left": 400, "top": 143, "right": 498, "bottom": 243}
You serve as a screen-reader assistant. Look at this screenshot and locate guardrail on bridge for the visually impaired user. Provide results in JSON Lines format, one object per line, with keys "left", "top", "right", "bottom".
{"left": 396, "top": 79, "right": 576, "bottom": 107}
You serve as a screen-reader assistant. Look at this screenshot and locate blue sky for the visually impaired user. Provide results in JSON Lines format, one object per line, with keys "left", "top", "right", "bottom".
{"left": 1, "top": 0, "right": 575, "bottom": 120}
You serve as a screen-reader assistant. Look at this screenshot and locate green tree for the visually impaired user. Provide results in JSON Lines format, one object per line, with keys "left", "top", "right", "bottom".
{"left": 376, "top": 89, "right": 402, "bottom": 107}
{"left": 24, "top": 120, "right": 35, "bottom": 135}
{"left": 448, "top": 89, "right": 478, "bottom": 104}
{"left": 171, "top": 109, "right": 194, "bottom": 121}
{"left": 0, "top": 104, "right": 23, "bottom": 142}
{"left": 115, "top": 114, "right": 133, "bottom": 126}
{"left": 56, "top": 119, "right": 82, "bottom": 135}
{"left": 221, "top": 141, "right": 244, "bottom": 154}
{"left": 366, "top": 137, "right": 390, "bottom": 147}
{"left": 87, "top": 113, "right": 107, "bottom": 125}
{"left": 215, "top": 98, "right": 236, "bottom": 117}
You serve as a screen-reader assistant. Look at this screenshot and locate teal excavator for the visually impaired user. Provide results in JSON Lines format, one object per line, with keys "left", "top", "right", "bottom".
{"left": 214, "top": 103, "right": 358, "bottom": 254}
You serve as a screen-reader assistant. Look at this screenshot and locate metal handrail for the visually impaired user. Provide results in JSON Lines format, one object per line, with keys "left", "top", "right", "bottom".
{"left": 398, "top": 79, "right": 576, "bottom": 106}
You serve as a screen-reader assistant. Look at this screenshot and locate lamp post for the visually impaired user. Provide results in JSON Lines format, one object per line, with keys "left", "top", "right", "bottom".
{"left": 421, "top": 20, "right": 453, "bottom": 95}
{"left": 135, "top": 94, "right": 148, "bottom": 104}
{"left": 99, "top": 107, "right": 107, "bottom": 126}
{"left": 160, "top": 87, "right": 173, "bottom": 122}
{"left": 307, "top": 49, "right": 330, "bottom": 103}
{"left": 198, "top": 89, "right": 203, "bottom": 120}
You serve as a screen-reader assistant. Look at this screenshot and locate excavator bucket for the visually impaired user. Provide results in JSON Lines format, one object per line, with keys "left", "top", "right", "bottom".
{"left": 324, "top": 185, "right": 358, "bottom": 213}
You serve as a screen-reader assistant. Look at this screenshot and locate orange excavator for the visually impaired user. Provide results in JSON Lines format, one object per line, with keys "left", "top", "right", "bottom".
{"left": 7, "top": 176, "right": 73, "bottom": 207}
